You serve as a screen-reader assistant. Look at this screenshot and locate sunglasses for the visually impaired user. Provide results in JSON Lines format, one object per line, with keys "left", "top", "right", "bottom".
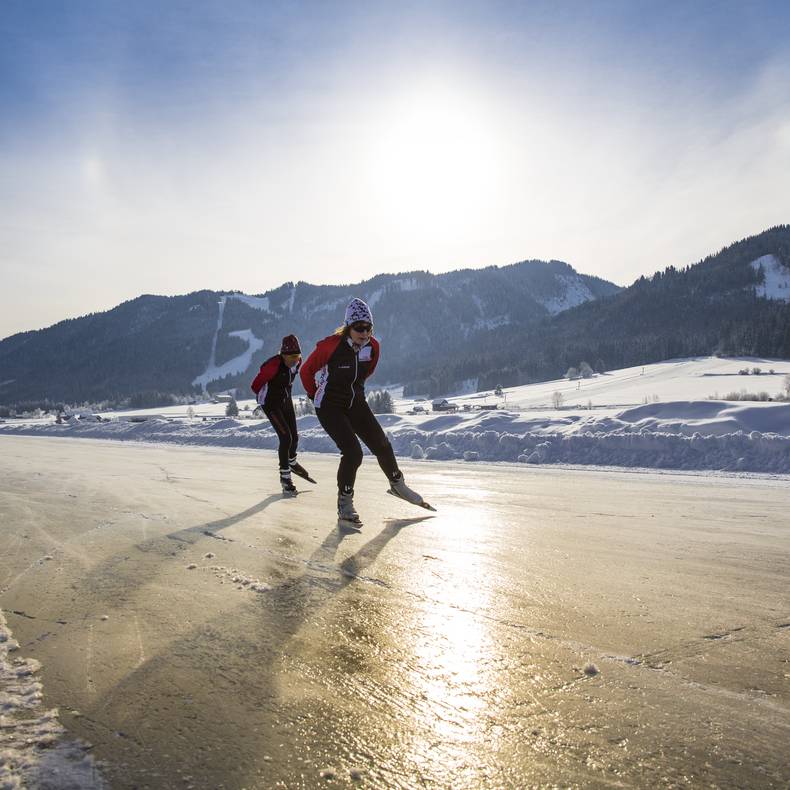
{"left": 350, "top": 322, "right": 372, "bottom": 333}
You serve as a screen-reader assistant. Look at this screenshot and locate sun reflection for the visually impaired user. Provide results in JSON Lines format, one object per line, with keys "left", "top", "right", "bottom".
{"left": 402, "top": 502, "right": 501, "bottom": 779}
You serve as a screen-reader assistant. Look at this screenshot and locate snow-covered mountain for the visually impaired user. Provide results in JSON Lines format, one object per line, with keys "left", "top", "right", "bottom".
{"left": 0, "top": 260, "right": 618, "bottom": 406}
{"left": 417, "top": 226, "right": 790, "bottom": 396}
{"left": 1, "top": 224, "right": 789, "bottom": 409}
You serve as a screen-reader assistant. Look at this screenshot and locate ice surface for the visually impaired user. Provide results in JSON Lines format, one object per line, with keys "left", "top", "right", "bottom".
{"left": 1, "top": 440, "right": 788, "bottom": 788}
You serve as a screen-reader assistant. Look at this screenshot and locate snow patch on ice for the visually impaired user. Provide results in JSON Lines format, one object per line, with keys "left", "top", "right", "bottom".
{"left": 208, "top": 566, "right": 271, "bottom": 593}
{"left": 0, "top": 609, "right": 104, "bottom": 788}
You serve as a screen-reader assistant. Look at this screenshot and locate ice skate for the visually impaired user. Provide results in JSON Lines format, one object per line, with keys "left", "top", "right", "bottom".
{"left": 337, "top": 490, "right": 362, "bottom": 528}
{"left": 289, "top": 460, "right": 316, "bottom": 484}
{"left": 387, "top": 473, "right": 436, "bottom": 512}
{"left": 280, "top": 471, "right": 298, "bottom": 496}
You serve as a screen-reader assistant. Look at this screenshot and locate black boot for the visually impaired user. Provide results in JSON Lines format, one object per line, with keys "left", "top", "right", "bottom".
{"left": 337, "top": 488, "right": 361, "bottom": 524}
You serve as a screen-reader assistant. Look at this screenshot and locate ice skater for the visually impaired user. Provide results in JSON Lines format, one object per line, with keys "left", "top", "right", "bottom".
{"left": 300, "top": 297, "right": 432, "bottom": 526}
{"left": 251, "top": 334, "right": 314, "bottom": 494}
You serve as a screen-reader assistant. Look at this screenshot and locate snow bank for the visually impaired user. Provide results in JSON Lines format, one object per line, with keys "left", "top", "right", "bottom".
{"left": 2, "top": 400, "right": 789, "bottom": 474}
{"left": 0, "top": 610, "right": 104, "bottom": 788}
{"left": 598, "top": 401, "right": 790, "bottom": 437}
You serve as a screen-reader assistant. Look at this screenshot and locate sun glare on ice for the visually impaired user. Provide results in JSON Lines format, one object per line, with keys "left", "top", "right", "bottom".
{"left": 400, "top": 502, "right": 502, "bottom": 777}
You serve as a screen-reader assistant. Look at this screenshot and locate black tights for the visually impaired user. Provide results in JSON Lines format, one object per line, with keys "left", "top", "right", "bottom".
{"left": 264, "top": 401, "right": 298, "bottom": 470}
{"left": 316, "top": 399, "right": 399, "bottom": 492}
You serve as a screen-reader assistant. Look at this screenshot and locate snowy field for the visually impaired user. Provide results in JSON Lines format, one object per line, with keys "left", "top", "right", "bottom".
{"left": 1, "top": 438, "right": 788, "bottom": 788}
{"left": 2, "top": 356, "right": 789, "bottom": 474}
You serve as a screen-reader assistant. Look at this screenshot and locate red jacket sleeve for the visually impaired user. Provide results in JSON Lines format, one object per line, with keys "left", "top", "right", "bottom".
{"left": 366, "top": 337, "right": 380, "bottom": 379}
{"left": 251, "top": 356, "right": 280, "bottom": 395}
{"left": 300, "top": 336, "right": 340, "bottom": 399}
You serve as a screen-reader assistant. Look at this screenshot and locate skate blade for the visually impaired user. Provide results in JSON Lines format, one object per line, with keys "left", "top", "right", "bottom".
{"left": 337, "top": 517, "right": 363, "bottom": 530}
{"left": 386, "top": 489, "right": 437, "bottom": 511}
{"left": 290, "top": 469, "right": 317, "bottom": 484}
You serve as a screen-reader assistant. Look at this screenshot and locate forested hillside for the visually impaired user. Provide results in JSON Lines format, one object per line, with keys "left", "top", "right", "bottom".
{"left": 404, "top": 226, "right": 790, "bottom": 395}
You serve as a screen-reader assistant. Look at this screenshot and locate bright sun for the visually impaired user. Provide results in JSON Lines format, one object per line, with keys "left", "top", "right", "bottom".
{"left": 363, "top": 85, "right": 505, "bottom": 239}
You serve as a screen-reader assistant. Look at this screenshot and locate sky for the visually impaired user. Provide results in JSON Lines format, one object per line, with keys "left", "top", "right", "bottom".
{"left": 1, "top": 0, "right": 790, "bottom": 339}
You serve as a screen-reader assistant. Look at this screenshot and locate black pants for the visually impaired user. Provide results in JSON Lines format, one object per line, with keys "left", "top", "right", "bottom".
{"left": 264, "top": 400, "right": 298, "bottom": 470}
{"left": 316, "top": 399, "right": 399, "bottom": 492}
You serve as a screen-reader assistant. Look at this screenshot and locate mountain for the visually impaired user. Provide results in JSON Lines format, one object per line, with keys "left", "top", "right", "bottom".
{"left": 3, "top": 226, "right": 788, "bottom": 410}
{"left": 409, "top": 226, "right": 790, "bottom": 395}
{"left": 0, "top": 260, "right": 619, "bottom": 407}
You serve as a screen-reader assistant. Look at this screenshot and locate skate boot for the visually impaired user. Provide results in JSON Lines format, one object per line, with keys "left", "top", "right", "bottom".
{"left": 337, "top": 489, "right": 362, "bottom": 526}
{"left": 289, "top": 459, "right": 316, "bottom": 484}
{"left": 388, "top": 472, "right": 424, "bottom": 505}
{"left": 388, "top": 473, "right": 437, "bottom": 512}
{"left": 280, "top": 469, "right": 297, "bottom": 495}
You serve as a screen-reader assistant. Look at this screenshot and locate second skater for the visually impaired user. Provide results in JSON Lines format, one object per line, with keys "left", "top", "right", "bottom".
{"left": 251, "top": 334, "right": 314, "bottom": 494}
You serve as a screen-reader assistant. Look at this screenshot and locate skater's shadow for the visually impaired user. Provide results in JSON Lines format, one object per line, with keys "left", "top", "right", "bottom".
{"left": 260, "top": 516, "right": 428, "bottom": 618}
{"left": 74, "top": 494, "right": 283, "bottom": 607}
{"left": 85, "top": 515, "right": 426, "bottom": 786}
{"left": 337, "top": 516, "right": 431, "bottom": 580}
{"left": 167, "top": 493, "right": 283, "bottom": 545}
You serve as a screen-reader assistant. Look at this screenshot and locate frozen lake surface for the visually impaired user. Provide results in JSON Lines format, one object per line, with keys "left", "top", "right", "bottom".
{"left": 1, "top": 437, "right": 788, "bottom": 788}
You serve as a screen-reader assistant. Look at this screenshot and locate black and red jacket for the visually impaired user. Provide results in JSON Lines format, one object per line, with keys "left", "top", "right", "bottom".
{"left": 300, "top": 335, "right": 380, "bottom": 409}
{"left": 251, "top": 355, "right": 300, "bottom": 409}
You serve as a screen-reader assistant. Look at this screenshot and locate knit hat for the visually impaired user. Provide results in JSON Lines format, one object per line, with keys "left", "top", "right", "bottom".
{"left": 344, "top": 298, "right": 373, "bottom": 326}
{"left": 280, "top": 334, "right": 301, "bottom": 355}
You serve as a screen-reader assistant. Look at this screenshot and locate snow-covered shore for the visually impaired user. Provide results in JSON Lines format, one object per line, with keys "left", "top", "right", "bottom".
{"left": 2, "top": 357, "right": 788, "bottom": 474}
{"left": 2, "top": 399, "right": 789, "bottom": 474}
{"left": 0, "top": 609, "right": 104, "bottom": 788}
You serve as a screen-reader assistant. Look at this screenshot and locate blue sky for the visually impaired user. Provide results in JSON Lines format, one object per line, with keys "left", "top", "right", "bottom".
{"left": 1, "top": 0, "right": 789, "bottom": 338}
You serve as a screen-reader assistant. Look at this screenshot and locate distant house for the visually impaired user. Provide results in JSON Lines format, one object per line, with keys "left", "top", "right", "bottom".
{"left": 432, "top": 398, "right": 458, "bottom": 413}
{"left": 211, "top": 392, "right": 237, "bottom": 404}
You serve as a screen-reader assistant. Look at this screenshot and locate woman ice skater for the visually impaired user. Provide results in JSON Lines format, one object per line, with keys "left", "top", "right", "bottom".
{"left": 300, "top": 298, "right": 430, "bottom": 525}
{"left": 251, "top": 334, "right": 314, "bottom": 494}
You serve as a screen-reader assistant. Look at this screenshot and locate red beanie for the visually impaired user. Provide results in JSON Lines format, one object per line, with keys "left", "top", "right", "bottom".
{"left": 280, "top": 334, "right": 301, "bottom": 355}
